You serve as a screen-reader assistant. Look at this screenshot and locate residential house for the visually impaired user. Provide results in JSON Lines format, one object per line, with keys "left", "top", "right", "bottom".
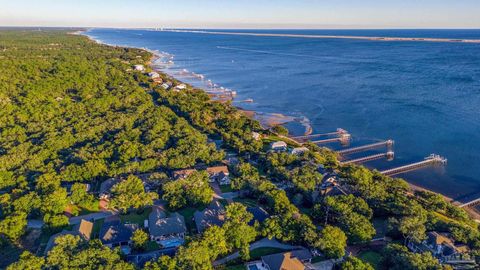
{"left": 161, "top": 83, "right": 170, "bottom": 90}
{"left": 44, "top": 219, "right": 93, "bottom": 255}
{"left": 152, "top": 77, "right": 163, "bottom": 84}
{"left": 99, "top": 178, "right": 122, "bottom": 200}
{"left": 206, "top": 166, "right": 230, "bottom": 185}
{"left": 252, "top": 132, "right": 261, "bottom": 141}
{"left": 172, "top": 169, "right": 197, "bottom": 180}
{"left": 408, "top": 231, "right": 476, "bottom": 268}
{"left": 246, "top": 207, "right": 269, "bottom": 226}
{"left": 270, "top": 141, "right": 287, "bottom": 152}
{"left": 100, "top": 220, "right": 138, "bottom": 249}
{"left": 134, "top": 65, "right": 145, "bottom": 71}
{"left": 174, "top": 84, "right": 187, "bottom": 90}
{"left": 290, "top": 147, "right": 309, "bottom": 155}
{"left": 148, "top": 207, "right": 187, "bottom": 248}
{"left": 194, "top": 200, "right": 225, "bottom": 233}
{"left": 148, "top": 72, "right": 160, "bottom": 79}
{"left": 247, "top": 249, "right": 313, "bottom": 270}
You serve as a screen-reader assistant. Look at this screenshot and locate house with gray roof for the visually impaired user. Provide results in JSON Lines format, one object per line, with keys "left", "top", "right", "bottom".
{"left": 194, "top": 200, "right": 225, "bottom": 233}
{"left": 148, "top": 207, "right": 186, "bottom": 248}
{"left": 100, "top": 220, "right": 138, "bottom": 248}
{"left": 44, "top": 219, "right": 93, "bottom": 255}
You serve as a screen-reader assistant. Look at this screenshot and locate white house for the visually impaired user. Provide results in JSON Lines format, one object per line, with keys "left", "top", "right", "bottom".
{"left": 148, "top": 72, "right": 160, "bottom": 79}
{"left": 133, "top": 64, "right": 145, "bottom": 71}
{"left": 252, "top": 132, "right": 261, "bottom": 141}
{"left": 270, "top": 141, "right": 287, "bottom": 152}
{"left": 161, "top": 83, "right": 170, "bottom": 90}
{"left": 290, "top": 147, "right": 309, "bottom": 155}
{"left": 175, "top": 84, "right": 187, "bottom": 90}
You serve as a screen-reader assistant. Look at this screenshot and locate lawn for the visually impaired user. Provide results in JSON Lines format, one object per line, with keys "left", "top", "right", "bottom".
{"left": 145, "top": 241, "right": 160, "bottom": 252}
{"left": 92, "top": 218, "right": 105, "bottom": 238}
{"left": 233, "top": 198, "right": 258, "bottom": 207}
{"left": 372, "top": 218, "right": 388, "bottom": 239}
{"left": 225, "top": 264, "right": 246, "bottom": 270}
{"left": 120, "top": 207, "right": 153, "bottom": 227}
{"left": 220, "top": 184, "right": 234, "bottom": 193}
{"left": 178, "top": 207, "right": 202, "bottom": 233}
{"left": 249, "top": 247, "right": 286, "bottom": 260}
{"left": 358, "top": 250, "right": 383, "bottom": 269}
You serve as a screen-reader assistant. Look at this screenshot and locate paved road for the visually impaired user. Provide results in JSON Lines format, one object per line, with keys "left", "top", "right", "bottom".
{"left": 213, "top": 238, "right": 301, "bottom": 265}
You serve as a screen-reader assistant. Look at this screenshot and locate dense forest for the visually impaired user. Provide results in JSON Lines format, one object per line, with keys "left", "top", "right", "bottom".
{"left": 1, "top": 30, "right": 480, "bottom": 270}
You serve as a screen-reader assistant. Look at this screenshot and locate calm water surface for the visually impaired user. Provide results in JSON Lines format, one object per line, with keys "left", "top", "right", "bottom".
{"left": 87, "top": 29, "right": 480, "bottom": 202}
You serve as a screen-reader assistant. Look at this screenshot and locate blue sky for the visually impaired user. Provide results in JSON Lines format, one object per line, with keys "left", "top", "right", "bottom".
{"left": 1, "top": 0, "right": 479, "bottom": 29}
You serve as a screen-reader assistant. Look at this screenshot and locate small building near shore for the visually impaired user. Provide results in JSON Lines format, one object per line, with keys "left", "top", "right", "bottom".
{"left": 270, "top": 141, "right": 287, "bottom": 152}
{"left": 252, "top": 132, "right": 261, "bottom": 141}
{"left": 161, "top": 83, "right": 170, "bottom": 90}
{"left": 148, "top": 72, "right": 160, "bottom": 78}
{"left": 175, "top": 84, "right": 187, "bottom": 90}
{"left": 134, "top": 64, "right": 145, "bottom": 71}
{"left": 290, "top": 147, "right": 309, "bottom": 156}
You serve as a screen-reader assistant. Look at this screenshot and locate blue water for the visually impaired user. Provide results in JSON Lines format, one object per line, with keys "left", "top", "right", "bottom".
{"left": 86, "top": 29, "right": 480, "bottom": 202}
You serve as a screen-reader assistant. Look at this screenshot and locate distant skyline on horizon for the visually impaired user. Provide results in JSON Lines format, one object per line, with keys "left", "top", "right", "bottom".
{"left": 1, "top": 0, "right": 480, "bottom": 29}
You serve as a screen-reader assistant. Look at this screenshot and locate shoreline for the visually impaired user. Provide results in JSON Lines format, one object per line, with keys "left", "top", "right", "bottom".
{"left": 79, "top": 30, "right": 480, "bottom": 220}
{"left": 162, "top": 29, "right": 480, "bottom": 44}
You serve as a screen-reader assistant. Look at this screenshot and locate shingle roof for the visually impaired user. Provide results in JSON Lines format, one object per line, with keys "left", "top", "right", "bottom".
{"left": 261, "top": 251, "right": 308, "bottom": 270}
{"left": 194, "top": 200, "right": 225, "bottom": 233}
{"left": 74, "top": 219, "right": 93, "bottom": 240}
{"left": 149, "top": 208, "right": 186, "bottom": 237}
{"left": 100, "top": 220, "right": 138, "bottom": 245}
{"left": 247, "top": 207, "right": 269, "bottom": 226}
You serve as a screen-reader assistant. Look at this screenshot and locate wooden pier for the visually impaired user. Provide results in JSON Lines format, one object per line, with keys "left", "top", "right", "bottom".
{"left": 338, "top": 140, "right": 394, "bottom": 156}
{"left": 380, "top": 154, "right": 447, "bottom": 176}
{"left": 342, "top": 151, "right": 394, "bottom": 165}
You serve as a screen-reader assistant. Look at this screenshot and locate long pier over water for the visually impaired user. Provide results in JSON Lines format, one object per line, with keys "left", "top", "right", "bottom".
{"left": 380, "top": 154, "right": 447, "bottom": 176}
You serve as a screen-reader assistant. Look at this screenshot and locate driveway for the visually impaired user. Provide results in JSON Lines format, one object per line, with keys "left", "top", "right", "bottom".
{"left": 214, "top": 238, "right": 302, "bottom": 265}
{"left": 69, "top": 211, "right": 115, "bottom": 225}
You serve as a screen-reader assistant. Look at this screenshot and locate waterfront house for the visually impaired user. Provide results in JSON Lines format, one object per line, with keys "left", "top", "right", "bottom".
{"left": 148, "top": 207, "right": 186, "bottom": 248}
{"left": 152, "top": 77, "right": 163, "bottom": 84}
{"left": 99, "top": 178, "right": 123, "bottom": 200}
{"left": 290, "top": 147, "right": 309, "bottom": 155}
{"left": 252, "top": 132, "right": 261, "bottom": 141}
{"left": 246, "top": 206, "right": 269, "bottom": 226}
{"left": 148, "top": 71, "right": 160, "bottom": 78}
{"left": 194, "top": 200, "right": 225, "bottom": 233}
{"left": 134, "top": 64, "right": 145, "bottom": 71}
{"left": 100, "top": 220, "right": 138, "bottom": 249}
{"left": 206, "top": 166, "right": 230, "bottom": 185}
{"left": 408, "top": 231, "right": 476, "bottom": 268}
{"left": 44, "top": 219, "right": 93, "bottom": 255}
{"left": 270, "top": 141, "right": 287, "bottom": 152}
{"left": 172, "top": 169, "right": 197, "bottom": 180}
{"left": 161, "top": 83, "right": 170, "bottom": 90}
{"left": 175, "top": 83, "right": 187, "bottom": 90}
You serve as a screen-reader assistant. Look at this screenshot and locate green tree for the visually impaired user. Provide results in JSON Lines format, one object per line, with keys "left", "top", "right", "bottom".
{"left": 340, "top": 257, "right": 374, "bottom": 270}
{"left": 131, "top": 229, "right": 149, "bottom": 251}
{"left": 318, "top": 225, "right": 346, "bottom": 259}
{"left": 6, "top": 251, "right": 45, "bottom": 270}
{"left": 109, "top": 175, "right": 158, "bottom": 213}
{"left": 383, "top": 243, "right": 442, "bottom": 270}
{"left": 144, "top": 256, "right": 178, "bottom": 270}
{"left": 0, "top": 212, "right": 27, "bottom": 241}
{"left": 224, "top": 203, "right": 257, "bottom": 260}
